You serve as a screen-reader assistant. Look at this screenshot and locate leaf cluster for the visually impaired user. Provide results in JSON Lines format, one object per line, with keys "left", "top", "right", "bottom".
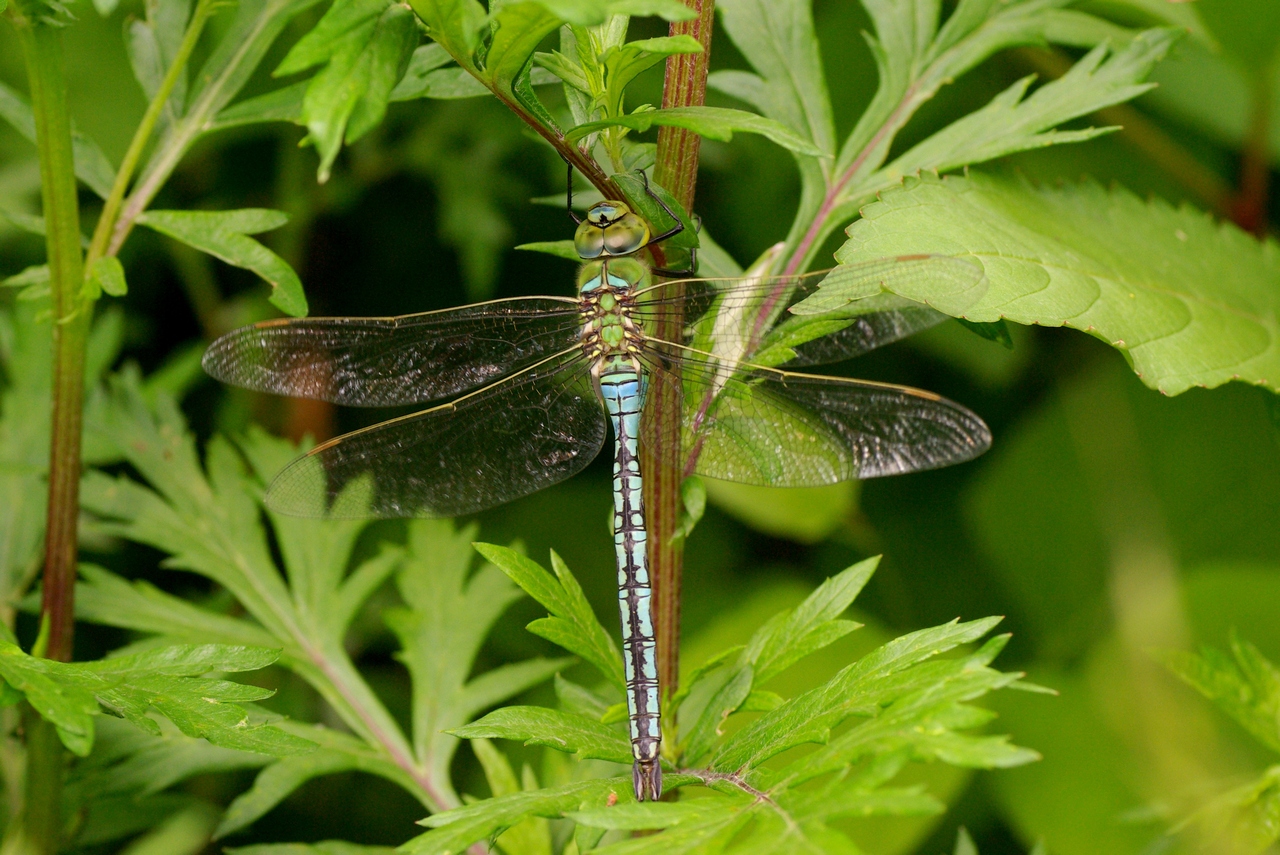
{"left": 69, "top": 373, "right": 569, "bottom": 837}
{"left": 406, "top": 549, "right": 1038, "bottom": 854}
{"left": 1160, "top": 633, "right": 1280, "bottom": 854}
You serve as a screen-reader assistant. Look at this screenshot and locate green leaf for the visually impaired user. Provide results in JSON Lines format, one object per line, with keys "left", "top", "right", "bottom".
{"left": 567, "top": 106, "right": 823, "bottom": 156}
{"left": 514, "top": 240, "right": 581, "bottom": 261}
{"left": 404, "top": 777, "right": 649, "bottom": 855}
{"left": 388, "top": 524, "right": 571, "bottom": 801}
{"left": 405, "top": 0, "right": 487, "bottom": 62}
{"left": 829, "top": 171, "right": 1280, "bottom": 395}
{"left": 227, "top": 843, "right": 397, "bottom": 855}
{"left": 277, "top": 0, "right": 420, "bottom": 181}
{"left": 0, "top": 640, "right": 312, "bottom": 757}
{"left": 885, "top": 30, "right": 1179, "bottom": 181}
{"left": 407, "top": 561, "right": 1030, "bottom": 854}
{"left": 599, "top": 35, "right": 702, "bottom": 116}
{"left": 1159, "top": 632, "right": 1280, "bottom": 755}
{"left": 0, "top": 81, "right": 117, "bottom": 199}
{"left": 746, "top": 557, "right": 875, "bottom": 686}
{"left": 471, "top": 739, "right": 552, "bottom": 855}
{"left": 453, "top": 706, "right": 631, "bottom": 764}
{"left": 474, "top": 544, "right": 625, "bottom": 693}
{"left": 210, "top": 82, "right": 308, "bottom": 131}
{"left": 125, "top": 0, "right": 194, "bottom": 129}
{"left": 218, "top": 726, "right": 417, "bottom": 837}
{"left": 86, "top": 256, "right": 128, "bottom": 300}
{"left": 137, "top": 209, "right": 307, "bottom": 316}
{"left": 954, "top": 827, "right": 979, "bottom": 855}
{"left": 677, "top": 560, "right": 874, "bottom": 764}
{"left": 713, "top": 616, "right": 1005, "bottom": 771}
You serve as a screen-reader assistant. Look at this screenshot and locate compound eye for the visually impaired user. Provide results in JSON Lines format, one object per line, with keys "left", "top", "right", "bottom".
{"left": 602, "top": 213, "right": 649, "bottom": 256}
{"left": 588, "top": 201, "right": 621, "bottom": 226}
{"left": 574, "top": 223, "right": 606, "bottom": 259}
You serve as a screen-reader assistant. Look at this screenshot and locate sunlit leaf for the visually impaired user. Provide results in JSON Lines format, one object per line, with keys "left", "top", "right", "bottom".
{"left": 823, "top": 171, "right": 1280, "bottom": 395}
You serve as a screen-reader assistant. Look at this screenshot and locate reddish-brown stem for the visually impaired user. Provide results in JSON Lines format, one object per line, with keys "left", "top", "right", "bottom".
{"left": 646, "top": 0, "right": 715, "bottom": 710}
{"left": 1232, "top": 72, "right": 1272, "bottom": 237}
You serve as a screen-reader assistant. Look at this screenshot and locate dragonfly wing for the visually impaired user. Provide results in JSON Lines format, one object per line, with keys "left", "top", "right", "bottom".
{"left": 632, "top": 255, "right": 982, "bottom": 367}
{"left": 762, "top": 292, "right": 949, "bottom": 367}
{"left": 266, "top": 352, "right": 606, "bottom": 518}
{"left": 203, "top": 297, "right": 583, "bottom": 407}
{"left": 665, "top": 354, "right": 991, "bottom": 486}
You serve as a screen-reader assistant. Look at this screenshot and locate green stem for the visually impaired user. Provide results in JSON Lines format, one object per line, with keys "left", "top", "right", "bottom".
{"left": 646, "top": 0, "right": 714, "bottom": 718}
{"left": 86, "top": 0, "right": 216, "bottom": 266}
{"left": 8, "top": 8, "right": 88, "bottom": 852}
{"left": 15, "top": 4, "right": 87, "bottom": 667}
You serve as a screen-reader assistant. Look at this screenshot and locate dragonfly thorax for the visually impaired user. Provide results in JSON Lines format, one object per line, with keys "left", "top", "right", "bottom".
{"left": 574, "top": 200, "right": 651, "bottom": 259}
{"left": 578, "top": 259, "right": 646, "bottom": 361}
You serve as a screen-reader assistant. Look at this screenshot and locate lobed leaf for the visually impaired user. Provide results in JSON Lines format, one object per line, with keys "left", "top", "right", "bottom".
{"left": 826, "top": 171, "right": 1280, "bottom": 395}
{"left": 886, "top": 29, "right": 1179, "bottom": 181}
{"left": 0, "top": 640, "right": 312, "bottom": 757}
{"left": 276, "top": 0, "right": 420, "bottom": 181}
{"left": 138, "top": 209, "right": 307, "bottom": 316}
{"left": 453, "top": 706, "right": 631, "bottom": 764}
{"left": 1160, "top": 633, "right": 1280, "bottom": 756}
{"left": 475, "top": 544, "right": 625, "bottom": 692}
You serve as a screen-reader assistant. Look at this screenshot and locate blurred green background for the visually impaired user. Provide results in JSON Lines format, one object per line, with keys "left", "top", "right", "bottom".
{"left": 3, "top": 1, "right": 1280, "bottom": 852}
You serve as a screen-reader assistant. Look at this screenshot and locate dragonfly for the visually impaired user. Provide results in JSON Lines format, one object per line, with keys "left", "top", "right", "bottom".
{"left": 202, "top": 173, "right": 992, "bottom": 802}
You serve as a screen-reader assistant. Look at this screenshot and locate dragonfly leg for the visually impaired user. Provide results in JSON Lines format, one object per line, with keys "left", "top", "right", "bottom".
{"left": 564, "top": 158, "right": 582, "bottom": 225}
{"left": 634, "top": 168, "right": 698, "bottom": 277}
{"left": 634, "top": 168, "right": 685, "bottom": 246}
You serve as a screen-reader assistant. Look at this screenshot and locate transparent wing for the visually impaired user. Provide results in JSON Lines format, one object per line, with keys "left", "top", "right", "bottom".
{"left": 266, "top": 350, "right": 605, "bottom": 519}
{"left": 631, "top": 255, "right": 983, "bottom": 368}
{"left": 203, "top": 296, "right": 583, "bottom": 407}
{"left": 640, "top": 345, "right": 991, "bottom": 486}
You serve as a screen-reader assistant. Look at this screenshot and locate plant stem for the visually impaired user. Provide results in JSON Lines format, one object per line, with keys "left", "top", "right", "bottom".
{"left": 9, "top": 8, "right": 87, "bottom": 852}
{"left": 86, "top": 0, "right": 216, "bottom": 266}
{"left": 647, "top": 0, "right": 714, "bottom": 712}
{"left": 15, "top": 5, "right": 87, "bottom": 668}
{"left": 1233, "top": 70, "right": 1272, "bottom": 236}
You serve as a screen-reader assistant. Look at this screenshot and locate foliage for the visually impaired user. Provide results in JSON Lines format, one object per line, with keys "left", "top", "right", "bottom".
{"left": 804, "top": 171, "right": 1280, "bottom": 396}
{"left": 404, "top": 550, "right": 1037, "bottom": 854}
{"left": 1159, "top": 634, "right": 1280, "bottom": 854}
{"left": 1, "top": 0, "right": 1279, "bottom": 851}
{"left": 73, "top": 374, "right": 569, "bottom": 830}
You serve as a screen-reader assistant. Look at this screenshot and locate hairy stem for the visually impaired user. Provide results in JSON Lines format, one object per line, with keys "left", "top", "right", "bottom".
{"left": 9, "top": 10, "right": 88, "bottom": 852}
{"left": 86, "top": 0, "right": 217, "bottom": 266}
{"left": 646, "top": 0, "right": 714, "bottom": 717}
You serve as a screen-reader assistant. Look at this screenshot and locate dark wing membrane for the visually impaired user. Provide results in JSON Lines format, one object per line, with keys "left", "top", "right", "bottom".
{"left": 203, "top": 297, "right": 583, "bottom": 407}
{"left": 265, "top": 351, "right": 605, "bottom": 519}
{"left": 630, "top": 256, "right": 982, "bottom": 367}
{"left": 642, "top": 349, "right": 991, "bottom": 486}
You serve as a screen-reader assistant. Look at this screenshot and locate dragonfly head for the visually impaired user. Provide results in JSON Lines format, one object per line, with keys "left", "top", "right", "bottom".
{"left": 575, "top": 200, "right": 651, "bottom": 259}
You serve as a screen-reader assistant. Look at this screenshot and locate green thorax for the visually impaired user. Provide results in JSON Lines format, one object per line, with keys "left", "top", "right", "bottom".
{"left": 578, "top": 255, "right": 649, "bottom": 358}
